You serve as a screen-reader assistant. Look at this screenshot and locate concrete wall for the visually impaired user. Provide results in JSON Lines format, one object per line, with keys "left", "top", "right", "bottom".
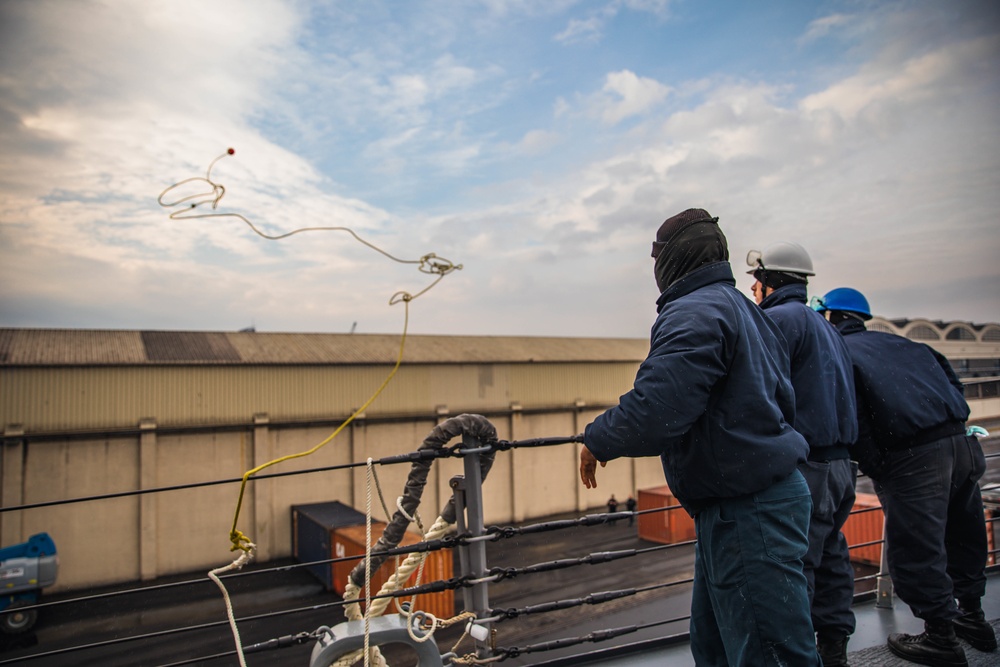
{"left": 971, "top": 398, "right": 1000, "bottom": 423}
{"left": 3, "top": 352, "right": 998, "bottom": 593}
{"left": 4, "top": 406, "right": 656, "bottom": 592}
{"left": 5, "top": 392, "right": 999, "bottom": 592}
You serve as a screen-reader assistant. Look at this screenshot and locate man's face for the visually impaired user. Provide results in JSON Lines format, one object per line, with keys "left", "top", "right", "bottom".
{"left": 751, "top": 279, "right": 766, "bottom": 304}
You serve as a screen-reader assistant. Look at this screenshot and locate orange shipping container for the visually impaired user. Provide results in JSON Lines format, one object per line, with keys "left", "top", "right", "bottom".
{"left": 842, "top": 492, "right": 996, "bottom": 567}
{"left": 293, "top": 501, "right": 368, "bottom": 591}
{"left": 842, "top": 492, "right": 884, "bottom": 566}
{"left": 987, "top": 508, "right": 998, "bottom": 566}
{"left": 332, "top": 523, "right": 455, "bottom": 620}
{"left": 637, "top": 485, "right": 695, "bottom": 545}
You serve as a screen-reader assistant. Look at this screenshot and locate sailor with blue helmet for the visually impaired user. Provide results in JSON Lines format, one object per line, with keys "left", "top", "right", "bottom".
{"left": 815, "top": 288, "right": 996, "bottom": 666}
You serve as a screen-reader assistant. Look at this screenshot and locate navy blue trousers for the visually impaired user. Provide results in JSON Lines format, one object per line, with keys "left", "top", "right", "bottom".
{"left": 874, "top": 434, "right": 988, "bottom": 621}
{"left": 799, "top": 457, "right": 858, "bottom": 638}
{"left": 690, "top": 470, "right": 821, "bottom": 666}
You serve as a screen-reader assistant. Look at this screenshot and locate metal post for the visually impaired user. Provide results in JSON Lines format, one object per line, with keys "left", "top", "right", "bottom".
{"left": 461, "top": 432, "right": 491, "bottom": 654}
{"left": 450, "top": 475, "right": 475, "bottom": 615}
{"left": 875, "top": 514, "right": 894, "bottom": 608}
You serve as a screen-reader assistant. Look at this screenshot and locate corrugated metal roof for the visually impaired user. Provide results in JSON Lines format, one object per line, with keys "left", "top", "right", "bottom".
{"left": 0, "top": 328, "right": 148, "bottom": 365}
{"left": 0, "top": 328, "right": 649, "bottom": 366}
{"left": 142, "top": 331, "right": 242, "bottom": 362}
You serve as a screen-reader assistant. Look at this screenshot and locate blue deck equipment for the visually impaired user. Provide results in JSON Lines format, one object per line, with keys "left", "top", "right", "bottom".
{"left": 0, "top": 533, "right": 58, "bottom": 634}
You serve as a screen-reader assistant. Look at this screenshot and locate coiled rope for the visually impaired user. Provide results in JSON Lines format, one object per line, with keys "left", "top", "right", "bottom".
{"left": 334, "top": 414, "right": 498, "bottom": 667}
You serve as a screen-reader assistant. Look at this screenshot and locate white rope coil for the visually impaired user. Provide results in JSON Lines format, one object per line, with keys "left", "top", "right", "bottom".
{"left": 334, "top": 515, "right": 456, "bottom": 667}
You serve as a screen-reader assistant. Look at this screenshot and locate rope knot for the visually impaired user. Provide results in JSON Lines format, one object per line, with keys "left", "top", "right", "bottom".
{"left": 419, "top": 253, "right": 462, "bottom": 276}
{"left": 229, "top": 529, "right": 253, "bottom": 553}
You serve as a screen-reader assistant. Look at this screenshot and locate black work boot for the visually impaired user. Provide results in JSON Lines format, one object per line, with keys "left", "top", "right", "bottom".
{"left": 953, "top": 607, "right": 997, "bottom": 652}
{"left": 816, "top": 631, "right": 849, "bottom": 666}
{"left": 887, "top": 620, "right": 967, "bottom": 667}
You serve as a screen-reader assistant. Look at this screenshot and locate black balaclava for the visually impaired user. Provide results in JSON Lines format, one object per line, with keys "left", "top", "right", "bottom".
{"left": 828, "top": 310, "right": 865, "bottom": 326}
{"left": 753, "top": 268, "right": 808, "bottom": 291}
{"left": 652, "top": 208, "right": 728, "bottom": 293}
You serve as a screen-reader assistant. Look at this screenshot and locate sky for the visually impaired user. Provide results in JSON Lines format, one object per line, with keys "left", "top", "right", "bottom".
{"left": 1, "top": 0, "right": 998, "bottom": 338}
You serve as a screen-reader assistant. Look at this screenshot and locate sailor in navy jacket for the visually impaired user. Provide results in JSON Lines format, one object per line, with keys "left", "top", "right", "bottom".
{"left": 584, "top": 260, "right": 809, "bottom": 513}
{"left": 755, "top": 275, "right": 858, "bottom": 663}
{"left": 759, "top": 283, "right": 857, "bottom": 456}
{"left": 821, "top": 292, "right": 994, "bottom": 660}
{"left": 579, "top": 209, "right": 819, "bottom": 666}
{"left": 836, "top": 317, "right": 969, "bottom": 476}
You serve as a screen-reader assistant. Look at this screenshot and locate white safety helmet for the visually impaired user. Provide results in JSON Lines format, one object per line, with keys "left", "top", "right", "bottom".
{"left": 745, "top": 241, "right": 815, "bottom": 276}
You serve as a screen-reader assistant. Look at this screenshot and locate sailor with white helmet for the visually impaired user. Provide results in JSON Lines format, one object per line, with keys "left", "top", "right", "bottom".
{"left": 746, "top": 242, "right": 859, "bottom": 667}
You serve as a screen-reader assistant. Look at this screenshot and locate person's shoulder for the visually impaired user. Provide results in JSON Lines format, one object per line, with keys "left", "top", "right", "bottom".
{"left": 848, "top": 328, "right": 925, "bottom": 359}
{"left": 660, "top": 284, "right": 742, "bottom": 335}
{"left": 764, "top": 298, "right": 807, "bottom": 325}
{"left": 660, "top": 281, "right": 736, "bottom": 316}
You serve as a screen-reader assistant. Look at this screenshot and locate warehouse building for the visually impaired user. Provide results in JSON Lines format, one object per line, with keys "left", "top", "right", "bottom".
{"left": 1, "top": 319, "right": 998, "bottom": 591}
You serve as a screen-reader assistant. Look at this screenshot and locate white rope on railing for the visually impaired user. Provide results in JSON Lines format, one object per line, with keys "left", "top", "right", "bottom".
{"left": 207, "top": 544, "right": 255, "bottom": 667}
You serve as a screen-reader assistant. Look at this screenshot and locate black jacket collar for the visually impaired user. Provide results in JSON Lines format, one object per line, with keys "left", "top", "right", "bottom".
{"left": 835, "top": 318, "right": 867, "bottom": 335}
{"left": 759, "top": 283, "right": 807, "bottom": 309}
{"left": 656, "top": 261, "right": 735, "bottom": 313}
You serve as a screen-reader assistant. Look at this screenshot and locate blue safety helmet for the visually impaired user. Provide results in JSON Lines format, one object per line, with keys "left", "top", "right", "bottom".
{"left": 811, "top": 287, "right": 872, "bottom": 320}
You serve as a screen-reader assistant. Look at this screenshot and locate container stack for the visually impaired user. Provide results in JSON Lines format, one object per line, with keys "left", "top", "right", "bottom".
{"left": 291, "top": 501, "right": 456, "bottom": 619}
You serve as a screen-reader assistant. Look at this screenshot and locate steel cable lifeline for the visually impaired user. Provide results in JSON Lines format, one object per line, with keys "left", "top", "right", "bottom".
{"left": 0, "top": 438, "right": 625, "bottom": 626}
{"left": 18, "top": 422, "right": 915, "bottom": 664}
{"left": 0, "top": 410, "right": 991, "bottom": 663}
{"left": 0, "top": 434, "right": 654, "bottom": 665}
{"left": 3, "top": 485, "right": 925, "bottom": 665}
{"left": 450, "top": 614, "right": 690, "bottom": 665}
{"left": 21, "top": 440, "right": 1000, "bottom": 515}
{"left": 157, "top": 148, "right": 463, "bottom": 667}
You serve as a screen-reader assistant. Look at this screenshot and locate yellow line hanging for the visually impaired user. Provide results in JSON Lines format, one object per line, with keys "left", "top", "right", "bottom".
{"left": 157, "top": 148, "right": 461, "bottom": 552}
{"left": 227, "top": 300, "right": 410, "bottom": 553}
{"left": 158, "top": 147, "right": 461, "bottom": 667}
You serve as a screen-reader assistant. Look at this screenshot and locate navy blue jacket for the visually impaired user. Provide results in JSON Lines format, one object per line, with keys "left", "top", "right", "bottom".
{"left": 836, "top": 319, "right": 969, "bottom": 474}
{"left": 584, "top": 262, "right": 809, "bottom": 514}
{"left": 759, "top": 284, "right": 857, "bottom": 460}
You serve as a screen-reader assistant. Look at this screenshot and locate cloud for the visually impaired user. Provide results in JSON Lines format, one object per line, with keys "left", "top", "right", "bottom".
{"left": 516, "top": 129, "right": 562, "bottom": 155}
{"left": 554, "top": 17, "right": 605, "bottom": 45}
{"left": 801, "top": 34, "right": 1000, "bottom": 120}
{"left": 0, "top": 0, "right": 469, "bottom": 333}
{"left": 554, "top": 0, "right": 672, "bottom": 45}
{"left": 0, "top": 1, "right": 998, "bottom": 338}
{"left": 596, "top": 70, "right": 672, "bottom": 124}
{"left": 798, "top": 13, "right": 858, "bottom": 45}
{"left": 473, "top": 8, "right": 1000, "bottom": 328}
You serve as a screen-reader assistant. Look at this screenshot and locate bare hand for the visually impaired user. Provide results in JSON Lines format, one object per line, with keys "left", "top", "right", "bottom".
{"left": 580, "top": 446, "right": 606, "bottom": 489}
